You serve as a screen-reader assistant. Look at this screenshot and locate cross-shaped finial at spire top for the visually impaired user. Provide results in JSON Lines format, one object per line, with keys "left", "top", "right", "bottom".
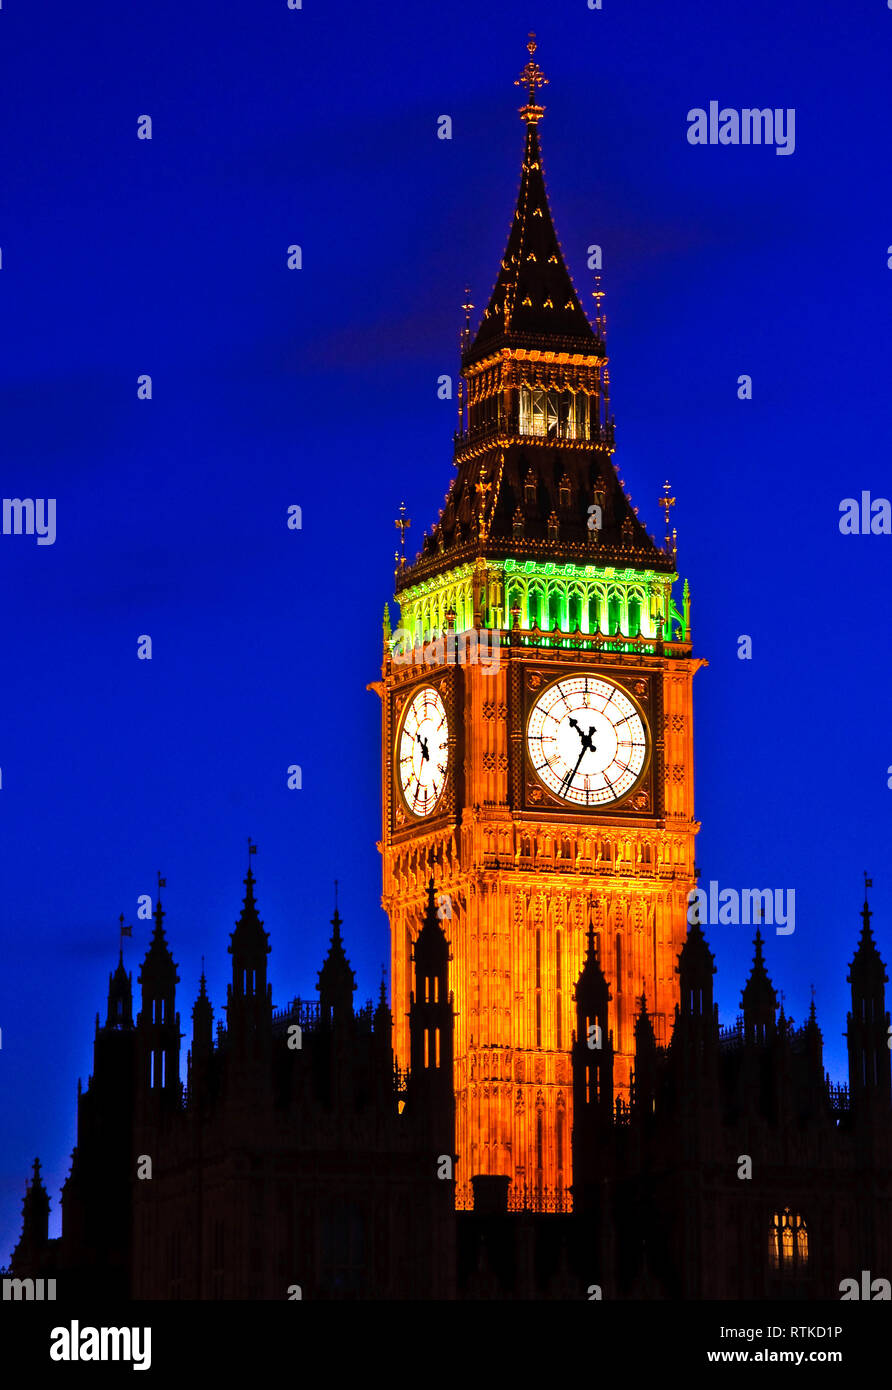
{"left": 659, "top": 480, "right": 676, "bottom": 553}
{"left": 394, "top": 502, "right": 411, "bottom": 567}
{"left": 515, "top": 32, "right": 549, "bottom": 121}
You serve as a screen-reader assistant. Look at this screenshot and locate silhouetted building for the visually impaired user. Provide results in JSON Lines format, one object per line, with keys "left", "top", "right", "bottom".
{"left": 12, "top": 868, "right": 456, "bottom": 1300}
{"left": 10, "top": 876, "right": 892, "bottom": 1300}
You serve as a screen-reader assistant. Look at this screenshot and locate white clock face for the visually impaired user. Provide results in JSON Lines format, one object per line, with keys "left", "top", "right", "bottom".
{"left": 398, "top": 686, "right": 449, "bottom": 817}
{"left": 527, "top": 675, "right": 648, "bottom": 807}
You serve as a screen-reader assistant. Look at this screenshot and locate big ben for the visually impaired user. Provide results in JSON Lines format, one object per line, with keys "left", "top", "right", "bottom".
{"left": 374, "top": 36, "right": 704, "bottom": 1209}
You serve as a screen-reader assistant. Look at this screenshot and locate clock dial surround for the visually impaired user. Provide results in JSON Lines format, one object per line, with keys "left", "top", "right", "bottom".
{"left": 526, "top": 674, "right": 649, "bottom": 807}
{"left": 396, "top": 685, "right": 450, "bottom": 818}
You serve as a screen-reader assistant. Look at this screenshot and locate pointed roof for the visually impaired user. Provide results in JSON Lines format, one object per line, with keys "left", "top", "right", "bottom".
{"left": 634, "top": 991, "right": 656, "bottom": 1047}
{"left": 741, "top": 929, "right": 777, "bottom": 1017}
{"left": 139, "top": 879, "right": 179, "bottom": 986}
{"left": 414, "top": 879, "right": 451, "bottom": 966}
{"left": 677, "top": 916, "right": 716, "bottom": 983}
{"left": 22, "top": 1157, "right": 49, "bottom": 1218}
{"left": 106, "top": 947, "right": 133, "bottom": 1029}
{"left": 229, "top": 864, "right": 270, "bottom": 956}
{"left": 848, "top": 875, "right": 888, "bottom": 990}
{"left": 374, "top": 971, "right": 391, "bottom": 1026}
{"left": 575, "top": 917, "right": 611, "bottom": 1005}
{"left": 317, "top": 888, "right": 356, "bottom": 1005}
{"left": 465, "top": 37, "right": 601, "bottom": 365}
{"left": 192, "top": 960, "right": 213, "bottom": 1025}
{"left": 400, "top": 36, "right": 674, "bottom": 589}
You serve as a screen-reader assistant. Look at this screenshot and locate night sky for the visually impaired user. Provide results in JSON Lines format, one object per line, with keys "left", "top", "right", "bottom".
{"left": 2, "top": 0, "right": 891, "bottom": 1257}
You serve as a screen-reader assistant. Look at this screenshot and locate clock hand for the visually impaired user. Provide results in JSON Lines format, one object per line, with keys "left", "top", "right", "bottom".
{"left": 569, "top": 717, "right": 598, "bottom": 750}
{"left": 416, "top": 733, "right": 430, "bottom": 761}
{"left": 561, "top": 743, "right": 589, "bottom": 793}
{"left": 558, "top": 720, "right": 601, "bottom": 794}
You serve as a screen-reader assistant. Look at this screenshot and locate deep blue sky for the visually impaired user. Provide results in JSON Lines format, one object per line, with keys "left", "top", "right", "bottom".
{"left": 2, "top": 0, "right": 891, "bottom": 1255}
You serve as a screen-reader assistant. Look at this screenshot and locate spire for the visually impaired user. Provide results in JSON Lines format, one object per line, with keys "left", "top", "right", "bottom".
{"left": 414, "top": 878, "right": 451, "bottom": 966}
{"left": 677, "top": 915, "right": 716, "bottom": 1017}
{"left": 466, "top": 35, "right": 601, "bottom": 363}
{"left": 634, "top": 990, "right": 657, "bottom": 1047}
{"left": 374, "top": 968, "right": 392, "bottom": 1042}
{"left": 106, "top": 924, "right": 133, "bottom": 1030}
{"left": 407, "top": 880, "right": 454, "bottom": 1134}
{"left": 741, "top": 928, "right": 778, "bottom": 1043}
{"left": 317, "top": 882, "right": 356, "bottom": 1022}
{"left": 576, "top": 914, "right": 611, "bottom": 1006}
{"left": 405, "top": 38, "right": 674, "bottom": 582}
{"left": 17, "top": 1157, "right": 50, "bottom": 1252}
{"left": 229, "top": 852, "right": 269, "bottom": 955}
{"left": 849, "top": 872, "right": 885, "bottom": 989}
{"left": 139, "top": 872, "right": 178, "bottom": 987}
{"left": 846, "top": 874, "right": 891, "bottom": 1109}
{"left": 632, "top": 991, "right": 659, "bottom": 1121}
{"left": 571, "top": 906, "right": 614, "bottom": 1189}
{"left": 191, "top": 960, "right": 214, "bottom": 1059}
{"left": 137, "top": 871, "right": 181, "bottom": 1101}
{"left": 226, "top": 845, "right": 272, "bottom": 1057}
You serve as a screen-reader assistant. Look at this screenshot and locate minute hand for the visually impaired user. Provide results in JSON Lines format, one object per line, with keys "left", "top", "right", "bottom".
{"left": 561, "top": 741, "right": 590, "bottom": 792}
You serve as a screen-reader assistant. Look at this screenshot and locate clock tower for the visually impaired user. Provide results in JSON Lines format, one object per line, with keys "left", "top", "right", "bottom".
{"left": 374, "top": 36, "right": 704, "bottom": 1209}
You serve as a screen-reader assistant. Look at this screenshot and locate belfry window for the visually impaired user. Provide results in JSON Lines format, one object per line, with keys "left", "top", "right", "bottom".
{"left": 518, "top": 386, "right": 589, "bottom": 440}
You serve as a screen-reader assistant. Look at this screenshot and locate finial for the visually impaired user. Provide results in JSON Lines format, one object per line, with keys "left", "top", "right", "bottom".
{"left": 862, "top": 871, "right": 874, "bottom": 932}
{"left": 118, "top": 911, "right": 132, "bottom": 959}
{"left": 659, "top": 480, "right": 676, "bottom": 554}
{"left": 515, "top": 32, "right": 548, "bottom": 123}
{"left": 461, "top": 284, "right": 474, "bottom": 350}
{"left": 394, "top": 502, "right": 411, "bottom": 568}
{"left": 155, "top": 872, "right": 166, "bottom": 928}
{"left": 247, "top": 836, "right": 257, "bottom": 872}
{"left": 592, "top": 275, "right": 606, "bottom": 339}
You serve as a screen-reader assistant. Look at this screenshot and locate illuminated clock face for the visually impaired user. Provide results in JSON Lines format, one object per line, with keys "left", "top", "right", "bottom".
{"left": 527, "top": 675, "right": 648, "bottom": 807}
{"left": 398, "top": 686, "right": 449, "bottom": 817}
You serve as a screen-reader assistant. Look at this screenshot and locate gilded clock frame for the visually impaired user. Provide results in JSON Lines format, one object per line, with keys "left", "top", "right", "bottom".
{"left": 516, "top": 663, "right": 659, "bottom": 819}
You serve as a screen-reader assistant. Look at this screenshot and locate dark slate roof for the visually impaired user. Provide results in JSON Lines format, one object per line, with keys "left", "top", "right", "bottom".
{"left": 465, "top": 121, "right": 601, "bottom": 365}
